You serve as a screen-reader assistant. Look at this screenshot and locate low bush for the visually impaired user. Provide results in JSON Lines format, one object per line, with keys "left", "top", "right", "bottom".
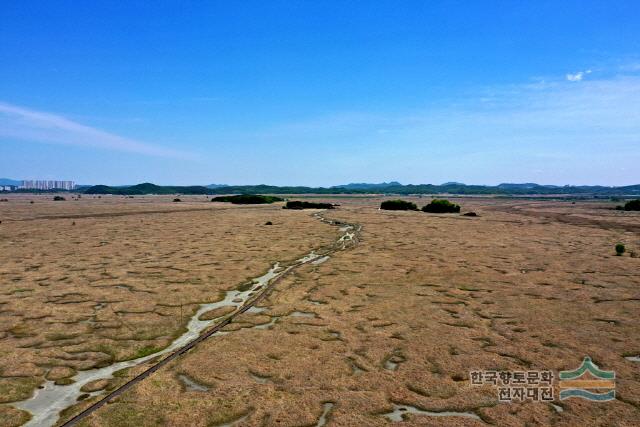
{"left": 173, "top": 198, "right": 181, "bottom": 202}
{"left": 53, "top": 196, "right": 66, "bottom": 201}
{"left": 615, "top": 243, "right": 626, "bottom": 256}
{"left": 462, "top": 211, "right": 478, "bottom": 217}
{"left": 211, "top": 194, "right": 283, "bottom": 204}
{"left": 284, "top": 201, "right": 334, "bottom": 210}
{"left": 623, "top": 199, "right": 640, "bottom": 211}
{"left": 380, "top": 200, "right": 418, "bottom": 211}
{"left": 422, "top": 199, "right": 460, "bottom": 213}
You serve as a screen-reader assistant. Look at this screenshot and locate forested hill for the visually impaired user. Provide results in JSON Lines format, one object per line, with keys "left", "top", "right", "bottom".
{"left": 82, "top": 182, "right": 640, "bottom": 196}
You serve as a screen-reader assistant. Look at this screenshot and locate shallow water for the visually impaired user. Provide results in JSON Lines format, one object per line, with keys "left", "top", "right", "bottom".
{"left": 249, "top": 372, "right": 272, "bottom": 384}
{"left": 348, "top": 358, "right": 365, "bottom": 374}
{"left": 220, "top": 412, "right": 251, "bottom": 427}
{"left": 316, "top": 402, "right": 334, "bottom": 427}
{"left": 15, "top": 264, "right": 282, "bottom": 427}
{"left": 625, "top": 355, "right": 640, "bottom": 362}
{"left": 381, "top": 404, "right": 482, "bottom": 422}
{"left": 178, "top": 374, "right": 209, "bottom": 392}
{"left": 550, "top": 403, "right": 564, "bottom": 413}
{"left": 290, "top": 310, "right": 317, "bottom": 318}
{"left": 311, "top": 255, "right": 330, "bottom": 265}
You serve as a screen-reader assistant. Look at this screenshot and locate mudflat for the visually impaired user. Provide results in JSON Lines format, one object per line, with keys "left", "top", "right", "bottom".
{"left": 1, "top": 195, "right": 639, "bottom": 426}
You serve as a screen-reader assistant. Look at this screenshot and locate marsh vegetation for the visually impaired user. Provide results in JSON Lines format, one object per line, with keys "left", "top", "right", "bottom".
{"left": 421, "top": 199, "right": 461, "bottom": 213}
{"left": 211, "top": 194, "right": 284, "bottom": 204}
{"left": 379, "top": 200, "right": 418, "bottom": 210}
{"left": 284, "top": 201, "right": 335, "bottom": 210}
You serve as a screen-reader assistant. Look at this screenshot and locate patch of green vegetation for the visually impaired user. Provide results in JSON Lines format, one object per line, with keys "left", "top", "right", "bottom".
{"left": 617, "top": 199, "right": 640, "bottom": 211}
{"left": 0, "top": 405, "right": 32, "bottom": 427}
{"left": 112, "top": 368, "right": 130, "bottom": 378}
{"left": 211, "top": 194, "right": 283, "bottom": 204}
{"left": 53, "top": 195, "right": 66, "bottom": 201}
{"left": 0, "top": 377, "right": 41, "bottom": 403}
{"left": 132, "top": 345, "right": 163, "bottom": 359}
{"left": 615, "top": 243, "right": 626, "bottom": 256}
{"left": 83, "top": 402, "right": 164, "bottom": 427}
{"left": 236, "top": 281, "right": 254, "bottom": 292}
{"left": 9, "top": 324, "right": 36, "bottom": 338}
{"left": 205, "top": 406, "right": 251, "bottom": 427}
{"left": 46, "top": 332, "right": 80, "bottom": 341}
{"left": 422, "top": 199, "right": 461, "bottom": 213}
{"left": 380, "top": 199, "right": 418, "bottom": 211}
{"left": 283, "top": 200, "right": 335, "bottom": 209}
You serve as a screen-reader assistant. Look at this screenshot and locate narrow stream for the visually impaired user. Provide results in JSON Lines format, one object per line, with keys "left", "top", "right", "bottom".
{"left": 15, "top": 264, "right": 283, "bottom": 427}
{"left": 381, "top": 404, "right": 483, "bottom": 422}
{"left": 13, "top": 214, "right": 356, "bottom": 427}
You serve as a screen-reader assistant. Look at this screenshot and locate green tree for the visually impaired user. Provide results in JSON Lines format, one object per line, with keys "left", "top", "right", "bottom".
{"left": 380, "top": 200, "right": 418, "bottom": 211}
{"left": 422, "top": 199, "right": 460, "bottom": 213}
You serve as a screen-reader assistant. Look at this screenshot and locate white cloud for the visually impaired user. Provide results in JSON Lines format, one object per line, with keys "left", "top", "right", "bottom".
{"left": 0, "top": 102, "right": 190, "bottom": 158}
{"left": 566, "top": 69, "right": 592, "bottom": 82}
{"left": 224, "top": 72, "right": 640, "bottom": 185}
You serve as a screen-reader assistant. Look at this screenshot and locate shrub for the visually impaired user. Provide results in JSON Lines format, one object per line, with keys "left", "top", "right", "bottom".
{"left": 211, "top": 194, "right": 283, "bottom": 204}
{"left": 53, "top": 196, "right": 66, "bottom": 201}
{"left": 422, "top": 199, "right": 460, "bottom": 213}
{"left": 284, "top": 201, "right": 334, "bottom": 210}
{"left": 623, "top": 199, "right": 640, "bottom": 211}
{"left": 615, "top": 243, "right": 626, "bottom": 256}
{"left": 265, "top": 221, "right": 273, "bottom": 225}
{"left": 380, "top": 200, "right": 418, "bottom": 211}
{"left": 462, "top": 212, "right": 478, "bottom": 217}
{"left": 0, "top": 198, "right": 8, "bottom": 202}
{"left": 173, "top": 198, "right": 181, "bottom": 202}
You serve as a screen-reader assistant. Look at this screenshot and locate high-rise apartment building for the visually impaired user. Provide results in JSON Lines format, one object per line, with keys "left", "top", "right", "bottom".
{"left": 20, "top": 180, "right": 76, "bottom": 190}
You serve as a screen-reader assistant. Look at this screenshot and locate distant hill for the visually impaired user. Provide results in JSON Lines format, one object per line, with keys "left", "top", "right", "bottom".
{"left": 83, "top": 182, "right": 640, "bottom": 196}
{"left": 332, "top": 182, "right": 401, "bottom": 190}
{"left": 85, "top": 182, "right": 211, "bottom": 195}
{"left": 497, "top": 183, "right": 558, "bottom": 190}
{"left": 207, "top": 183, "right": 228, "bottom": 189}
{"left": 0, "top": 178, "right": 21, "bottom": 186}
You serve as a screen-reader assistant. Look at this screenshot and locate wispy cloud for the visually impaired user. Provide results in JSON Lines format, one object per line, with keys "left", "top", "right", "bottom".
{"left": 225, "top": 70, "right": 640, "bottom": 185}
{"left": 566, "top": 69, "right": 592, "bottom": 81}
{"left": 0, "top": 102, "right": 190, "bottom": 158}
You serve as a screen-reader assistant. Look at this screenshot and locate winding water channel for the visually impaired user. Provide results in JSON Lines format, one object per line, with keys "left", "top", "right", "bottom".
{"left": 12, "top": 213, "right": 357, "bottom": 427}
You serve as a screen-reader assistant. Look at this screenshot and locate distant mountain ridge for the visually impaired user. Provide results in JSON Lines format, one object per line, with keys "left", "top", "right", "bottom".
{"left": 85, "top": 183, "right": 212, "bottom": 195}
{"left": 0, "top": 178, "right": 21, "bottom": 186}
{"left": 82, "top": 182, "right": 640, "bottom": 196}
{"left": 332, "top": 181, "right": 401, "bottom": 190}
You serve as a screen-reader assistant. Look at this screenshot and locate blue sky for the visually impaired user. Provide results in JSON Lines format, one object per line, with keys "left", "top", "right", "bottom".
{"left": 1, "top": 1, "right": 639, "bottom": 186}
